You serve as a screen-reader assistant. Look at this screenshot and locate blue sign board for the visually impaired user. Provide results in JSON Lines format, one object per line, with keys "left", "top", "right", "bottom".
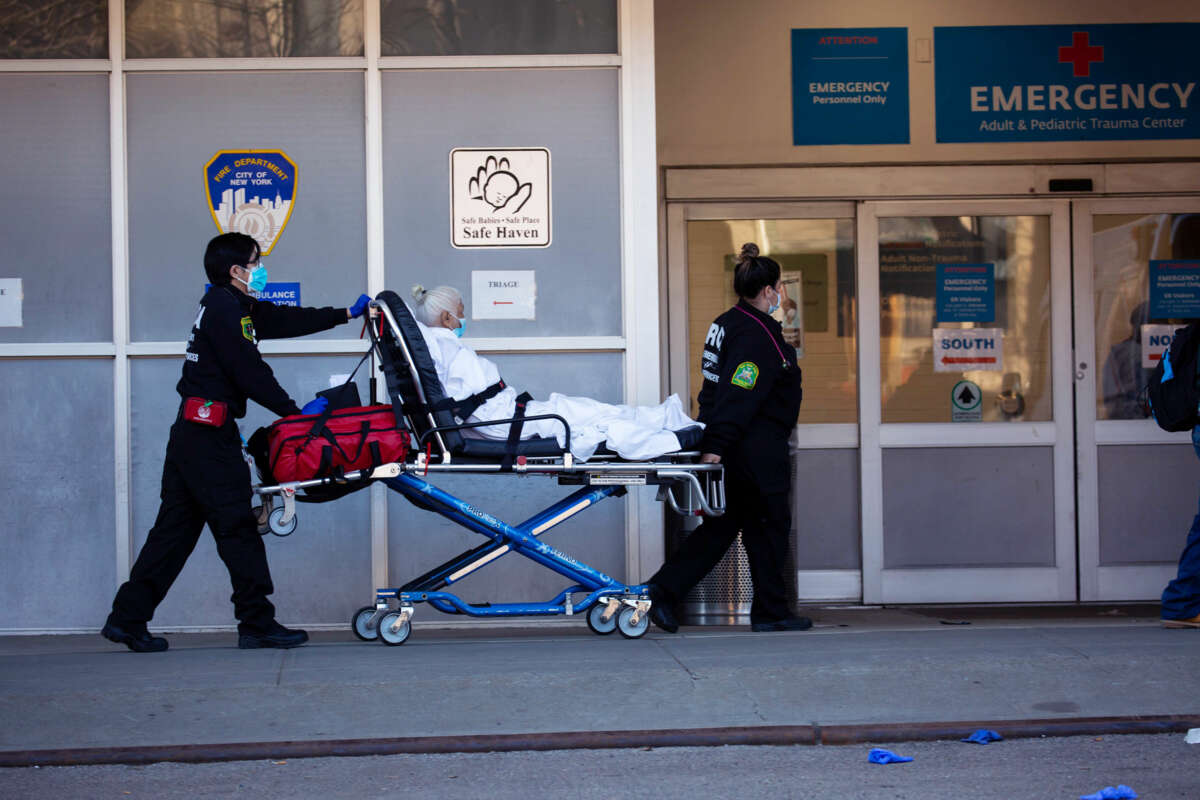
{"left": 935, "top": 24, "right": 1200, "bottom": 142}
{"left": 1150, "top": 260, "right": 1200, "bottom": 319}
{"left": 937, "top": 263, "right": 995, "bottom": 322}
{"left": 791, "top": 28, "right": 909, "bottom": 145}
{"left": 205, "top": 150, "right": 298, "bottom": 255}
{"left": 204, "top": 282, "right": 301, "bottom": 307}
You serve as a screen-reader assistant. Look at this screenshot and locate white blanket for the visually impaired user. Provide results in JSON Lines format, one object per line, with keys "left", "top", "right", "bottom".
{"left": 418, "top": 322, "right": 699, "bottom": 460}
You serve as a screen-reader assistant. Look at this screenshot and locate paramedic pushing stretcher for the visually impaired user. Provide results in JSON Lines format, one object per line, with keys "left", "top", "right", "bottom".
{"left": 102, "top": 233, "right": 370, "bottom": 652}
{"left": 648, "top": 243, "right": 812, "bottom": 634}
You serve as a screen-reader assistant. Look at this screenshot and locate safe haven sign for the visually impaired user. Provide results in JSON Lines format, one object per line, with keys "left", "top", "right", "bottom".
{"left": 934, "top": 24, "right": 1199, "bottom": 142}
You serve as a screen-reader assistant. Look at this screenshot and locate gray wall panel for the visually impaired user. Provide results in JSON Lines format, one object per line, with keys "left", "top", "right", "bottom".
{"left": 0, "top": 360, "right": 114, "bottom": 629}
{"left": 126, "top": 73, "right": 366, "bottom": 343}
{"left": 1098, "top": 443, "right": 1194, "bottom": 565}
{"left": 793, "top": 448, "right": 861, "bottom": 570}
{"left": 882, "top": 447, "right": 1055, "bottom": 568}
{"left": 0, "top": 75, "right": 111, "bottom": 343}
{"left": 381, "top": 69, "right": 621, "bottom": 337}
{"left": 386, "top": 353, "right": 627, "bottom": 603}
{"left": 130, "top": 355, "right": 372, "bottom": 629}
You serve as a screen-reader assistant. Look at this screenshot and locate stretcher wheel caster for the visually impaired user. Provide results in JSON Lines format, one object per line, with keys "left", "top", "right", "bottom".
{"left": 351, "top": 606, "right": 379, "bottom": 641}
{"left": 378, "top": 611, "right": 412, "bottom": 646}
{"left": 617, "top": 606, "right": 649, "bottom": 639}
{"left": 267, "top": 507, "right": 297, "bottom": 537}
{"left": 586, "top": 603, "right": 618, "bottom": 635}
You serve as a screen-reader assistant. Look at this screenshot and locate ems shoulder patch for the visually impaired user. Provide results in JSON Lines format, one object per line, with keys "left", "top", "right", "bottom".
{"left": 731, "top": 361, "right": 759, "bottom": 389}
{"left": 240, "top": 316, "right": 256, "bottom": 343}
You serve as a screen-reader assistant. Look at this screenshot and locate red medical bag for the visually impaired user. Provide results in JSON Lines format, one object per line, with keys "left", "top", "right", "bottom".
{"left": 267, "top": 405, "right": 409, "bottom": 483}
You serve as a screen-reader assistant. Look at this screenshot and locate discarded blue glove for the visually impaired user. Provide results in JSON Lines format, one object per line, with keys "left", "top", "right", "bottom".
{"left": 868, "top": 748, "right": 913, "bottom": 764}
{"left": 349, "top": 294, "right": 371, "bottom": 318}
{"left": 961, "top": 729, "right": 1003, "bottom": 744}
{"left": 1080, "top": 785, "right": 1138, "bottom": 800}
{"left": 300, "top": 396, "right": 328, "bottom": 415}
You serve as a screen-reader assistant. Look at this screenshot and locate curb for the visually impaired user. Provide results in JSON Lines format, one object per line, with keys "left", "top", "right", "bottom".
{"left": 3, "top": 715, "right": 1197, "bottom": 768}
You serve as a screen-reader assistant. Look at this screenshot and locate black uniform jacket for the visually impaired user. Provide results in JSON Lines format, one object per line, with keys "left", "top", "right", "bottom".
{"left": 177, "top": 285, "right": 347, "bottom": 420}
{"left": 696, "top": 300, "right": 802, "bottom": 493}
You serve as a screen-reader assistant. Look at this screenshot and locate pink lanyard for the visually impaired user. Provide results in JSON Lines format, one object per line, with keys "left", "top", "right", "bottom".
{"left": 733, "top": 304, "right": 790, "bottom": 368}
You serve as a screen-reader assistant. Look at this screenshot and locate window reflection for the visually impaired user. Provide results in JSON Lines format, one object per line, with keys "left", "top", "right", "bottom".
{"left": 380, "top": 0, "right": 616, "bottom": 56}
{"left": 125, "top": 0, "right": 363, "bottom": 58}
{"left": 879, "top": 215, "right": 1052, "bottom": 423}
{"left": 1093, "top": 213, "right": 1200, "bottom": 419}
{"left": 1, "top": 0, "right": 107, "bottom": 59}
{"left": 686, "top": 219, "right": 858, "bottom": 424}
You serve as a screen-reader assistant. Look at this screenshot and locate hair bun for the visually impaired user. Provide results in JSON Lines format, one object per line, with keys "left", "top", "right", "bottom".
{"left": 411, "top": 284, "right": 427, "bottom": 301}
{"left": 739, "top": 242, "right": 760, "bottom": 260}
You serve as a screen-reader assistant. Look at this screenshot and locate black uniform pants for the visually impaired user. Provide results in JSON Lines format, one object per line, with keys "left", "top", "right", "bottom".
{"left": 108, "top": 420, "right": 276, "bottom": 633}
{"left": 649, "top": 473, "right": 791, "bottom": 625}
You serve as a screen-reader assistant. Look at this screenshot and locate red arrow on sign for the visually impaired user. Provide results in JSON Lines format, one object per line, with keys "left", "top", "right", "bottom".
{"left": 942, "top": 356, "right": 997, "bottom": 365}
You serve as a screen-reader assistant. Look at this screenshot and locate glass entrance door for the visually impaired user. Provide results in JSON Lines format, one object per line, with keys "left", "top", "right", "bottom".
{"left": 667, "top": 194, "right": 1195, "bottom": 607}
{"left": 859, "top": 200, "right": 1076, "bottom": 603}
{"left": 667, "top": 202, "right": 862, "bottom": 604}
{"left": 1073, "top": 200, "right": 1200, "bottom": 601}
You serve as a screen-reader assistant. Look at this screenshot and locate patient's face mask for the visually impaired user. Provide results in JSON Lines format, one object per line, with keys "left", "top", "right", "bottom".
{"left": 453, "top": 316, "right": 467, "bottom": 338}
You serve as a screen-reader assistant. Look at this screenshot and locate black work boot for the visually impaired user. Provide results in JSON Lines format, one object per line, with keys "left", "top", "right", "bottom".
{"left": 238, "top": 621, "right": 309, "bottom": 649}
{"left": 101, "top": 621, "right": 169, "bottom": 653}
{"left": 647, "top": 584, "right": 679, "bottom": 634}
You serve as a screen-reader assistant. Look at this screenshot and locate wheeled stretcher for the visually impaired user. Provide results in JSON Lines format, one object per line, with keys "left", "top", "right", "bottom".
{"left": 252, "top": 290, "right": 725, "bottom": 645}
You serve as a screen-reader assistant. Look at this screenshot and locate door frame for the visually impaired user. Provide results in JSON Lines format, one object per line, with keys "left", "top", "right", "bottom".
{"left": 859, "top": 199, "right": 1075, "bottom": 604}
{"left": 662, "top": 164, "right": 1200, "bottom": 606}
{"left": 1072, "top": 197, "right": 1200, "bottom": 601}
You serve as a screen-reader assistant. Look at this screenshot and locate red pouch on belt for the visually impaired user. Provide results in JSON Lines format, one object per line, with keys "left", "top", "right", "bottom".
{"left": 183, "top": 397, "right": 228, "bottom": 427}
{"left": 267, "top": 405, "right": 409, "bottom": 483}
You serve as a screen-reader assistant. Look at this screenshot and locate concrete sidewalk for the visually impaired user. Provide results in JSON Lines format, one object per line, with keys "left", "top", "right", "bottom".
{"left": 2, "top": 604, "right": 1198, "bottom": 765}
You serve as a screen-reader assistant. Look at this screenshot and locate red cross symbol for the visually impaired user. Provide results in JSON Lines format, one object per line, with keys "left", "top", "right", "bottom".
{"left": 1058, "top": 31, "right": 1104, "bottom": 77}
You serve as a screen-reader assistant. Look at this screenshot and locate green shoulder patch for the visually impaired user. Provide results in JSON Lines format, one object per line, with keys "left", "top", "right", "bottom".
{"left": 240, "top": 316, "right": 256, "bottom": 343}
{"left": 730, "top": 361, "right": 759, "bottom": 389}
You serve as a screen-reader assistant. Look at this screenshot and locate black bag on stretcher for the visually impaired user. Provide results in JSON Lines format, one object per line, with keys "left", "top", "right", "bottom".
{"left": 266, "top": 404, "right": 409, "bottom": 484}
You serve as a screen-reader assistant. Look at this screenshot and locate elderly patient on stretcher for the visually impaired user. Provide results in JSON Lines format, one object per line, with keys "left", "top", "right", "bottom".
{"left": 410, "top": 285, "right": 700, "bottom": 461}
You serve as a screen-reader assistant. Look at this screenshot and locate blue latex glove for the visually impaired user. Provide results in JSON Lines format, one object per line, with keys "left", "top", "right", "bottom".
{"left": 961, "top": 729, "right": 1003, "bottom": 744}
{"left": 349, "top": 294, "right": 371, "bottom": 318}
{"left": 1080, "top": 786, "right": 1137, "bottom": 800}
{"left": 300, "top": 396, "right": 329, "bottom": 415}
{"left": 868, "top": 748, "right": 913, "bottom": 764}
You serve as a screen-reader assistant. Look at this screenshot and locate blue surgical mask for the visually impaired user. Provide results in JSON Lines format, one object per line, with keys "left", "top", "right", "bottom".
{"left": 453, "top": 316, "right": 467, "bottom": 338}
{"left": 236, "top": 261, "right": 268, "bottom": 293}
{"left": 766, "top": 287, "right": 781, "bottom": 315}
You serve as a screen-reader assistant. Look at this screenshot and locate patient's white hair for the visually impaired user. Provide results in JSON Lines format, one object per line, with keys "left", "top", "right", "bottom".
{"left": 411, "top": 284, "right": 462, "bottom": 326}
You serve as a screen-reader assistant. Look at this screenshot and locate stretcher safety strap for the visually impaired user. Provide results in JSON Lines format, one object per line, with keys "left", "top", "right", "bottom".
{"left": 500, "top": 391, "right": 533, "bottom": 472}
{"left": 404, "top": 379, "right": 506, "bottom": 423}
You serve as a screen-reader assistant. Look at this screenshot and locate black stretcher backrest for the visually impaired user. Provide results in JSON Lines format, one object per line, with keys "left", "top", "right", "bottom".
{"left": 373, "top": 290, "right": 467, "bottom": 455}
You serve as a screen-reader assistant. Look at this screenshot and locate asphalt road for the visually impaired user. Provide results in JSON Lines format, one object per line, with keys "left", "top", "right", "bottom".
{"left": 2, "top": 734, "right": 1196, "bottom": 799}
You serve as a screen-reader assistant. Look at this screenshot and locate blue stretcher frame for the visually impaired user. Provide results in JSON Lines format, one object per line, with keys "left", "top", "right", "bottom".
{"left": 252, "top": 293, "right": 725, "bottom": 643}
{"left": 376, "top": 472, "right": 646, "bottom": 618}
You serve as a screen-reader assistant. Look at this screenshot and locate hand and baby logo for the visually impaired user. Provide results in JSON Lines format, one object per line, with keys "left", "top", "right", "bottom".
{"left": 451, "top": 148, "right": 551, "bottom": 248}
{"left": 468, "top": 156, "right": 532, "bottom": 214}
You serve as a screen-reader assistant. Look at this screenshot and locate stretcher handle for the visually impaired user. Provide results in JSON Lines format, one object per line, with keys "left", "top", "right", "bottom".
{"left": 370, "top": 298, "right": 450, "bottom": 458}
{"left": 415, "top": 413, "right": 572, "bottom": 455}
{"left": 655, "top": 469, "right": 726, "bottom": 517}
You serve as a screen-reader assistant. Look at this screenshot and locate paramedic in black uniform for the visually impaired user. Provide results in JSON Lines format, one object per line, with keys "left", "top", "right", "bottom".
{"left": 648, "top": 243, "right": 812, "bottom": 633}
{"left": 101, "top": 232, "right": 370, "bottom": 652}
